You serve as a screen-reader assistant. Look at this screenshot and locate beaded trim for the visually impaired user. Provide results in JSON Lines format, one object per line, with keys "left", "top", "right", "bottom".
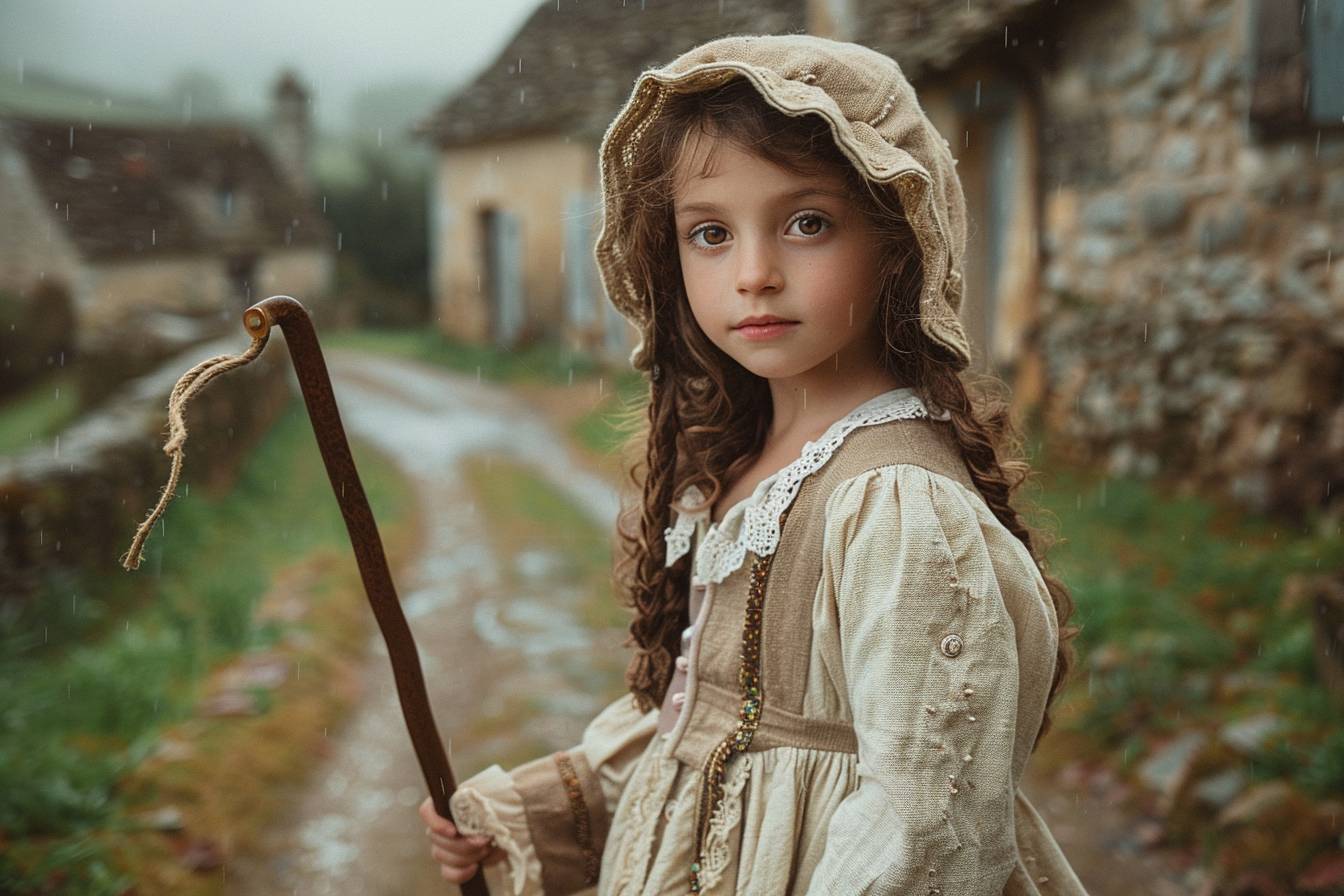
{"left": 686, "top": 505, "right": 790, "bottom": 894}
{"left": 553, "top": 750, "right": 600, "bottom": 887}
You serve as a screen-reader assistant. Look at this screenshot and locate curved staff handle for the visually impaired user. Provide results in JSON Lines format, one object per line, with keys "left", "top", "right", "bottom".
{"left": 243, "top": 296, "right": 489, "bottom": 896}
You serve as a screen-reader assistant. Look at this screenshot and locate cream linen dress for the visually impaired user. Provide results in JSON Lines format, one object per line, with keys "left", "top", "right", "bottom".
{"left": 449, "top": 387, "right": 1089, "bottom": 896}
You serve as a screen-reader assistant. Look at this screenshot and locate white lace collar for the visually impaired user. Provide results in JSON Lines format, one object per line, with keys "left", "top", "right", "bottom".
{"left": 662, "top": 386, "right": 950, "bottom": 585}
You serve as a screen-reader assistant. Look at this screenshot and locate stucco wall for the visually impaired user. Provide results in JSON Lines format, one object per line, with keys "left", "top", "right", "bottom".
{"left": 429, "top": 134, "right": 597, "bottom": 345}
{"left": 86, "top": 247, "right": 332, "bottom": 337}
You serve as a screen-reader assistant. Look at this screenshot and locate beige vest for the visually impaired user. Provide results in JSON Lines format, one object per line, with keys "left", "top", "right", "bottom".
{"left": 655, "top": 416, "right": 982, "bottom": 886}
{"left": 662, "top": 416, "right": 978, "bottom": 765}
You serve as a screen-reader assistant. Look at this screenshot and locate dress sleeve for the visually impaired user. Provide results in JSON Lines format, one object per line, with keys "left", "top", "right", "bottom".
{"left": 805, "top": 463, "right": 1020, "bottom": 895}
{"left": 448, "top": 691, "right": 659, "bottom": 896}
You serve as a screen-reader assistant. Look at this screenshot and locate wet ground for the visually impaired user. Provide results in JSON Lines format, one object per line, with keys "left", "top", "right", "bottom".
{"left": 223, "top": 350, "right": 1197, "bottom": 895}
{"left": 224, "top": 351, "right": 625, "bottom": 895}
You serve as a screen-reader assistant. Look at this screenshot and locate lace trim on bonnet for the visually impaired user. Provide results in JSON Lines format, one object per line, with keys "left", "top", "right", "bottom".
{"left": 663, "top": 387, "right": 951, "bottom": 585}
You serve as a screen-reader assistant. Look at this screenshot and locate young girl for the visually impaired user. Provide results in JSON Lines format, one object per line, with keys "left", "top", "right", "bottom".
{"left": 421, "top": 33, "right": 1089, "bottom": 895}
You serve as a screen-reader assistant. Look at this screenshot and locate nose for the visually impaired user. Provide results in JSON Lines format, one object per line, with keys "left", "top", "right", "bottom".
{"left": 735, "top": 234, "right": 783, "bottom": 295}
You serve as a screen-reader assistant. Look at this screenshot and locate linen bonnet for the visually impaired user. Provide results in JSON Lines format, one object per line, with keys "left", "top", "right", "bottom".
{"left": 592, "top": 32, "right": 973, "bottom": 373}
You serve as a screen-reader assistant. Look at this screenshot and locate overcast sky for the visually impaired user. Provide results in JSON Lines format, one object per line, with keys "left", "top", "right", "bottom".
{"left": 0, "top": 0, "right": 545, "bottom": 131}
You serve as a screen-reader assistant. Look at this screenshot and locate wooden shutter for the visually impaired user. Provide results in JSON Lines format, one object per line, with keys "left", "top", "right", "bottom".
{"left": 1308, "top": 0, "right": 1344, "bottom": 123}
{"left": 1249, "top": 0, "right": 1308, "bottom": 134}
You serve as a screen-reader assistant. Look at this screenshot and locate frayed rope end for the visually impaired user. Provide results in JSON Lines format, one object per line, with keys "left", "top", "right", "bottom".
{"left": 121, "top": 332, "right": 266, "bottom": 572}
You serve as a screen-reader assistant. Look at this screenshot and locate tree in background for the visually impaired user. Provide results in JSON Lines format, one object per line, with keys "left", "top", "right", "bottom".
{"left": 317, "top": 137, "right": 432, "bottom": 329}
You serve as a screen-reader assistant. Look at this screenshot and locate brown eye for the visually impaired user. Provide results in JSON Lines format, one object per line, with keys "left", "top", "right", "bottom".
{"left": 795, "top": 215, "right": 827, "bottom": 236}
{"left": 701, "top": 226, "right": 727, "bottom": 246}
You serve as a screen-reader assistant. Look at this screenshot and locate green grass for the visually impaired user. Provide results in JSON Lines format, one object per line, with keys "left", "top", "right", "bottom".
{"left": 454, "top": 452, "right": 632, "bottom": 773}
{"left": 0, "top": 369, "right": 82, "bottom": 456}
{"left": 323, "top": 324, "right": 607, "bottom": 384}
{"left": 0, "top": 396, "right": 414, "bottom": 894}
{"left": 569, "top": 371, "right": 646, "bottom": 458}
{"left": 460, "top": 453, "right": 629, "bottom": 634}
{"left": 1026, "top": 442, "right": 1344, "bottom": 793}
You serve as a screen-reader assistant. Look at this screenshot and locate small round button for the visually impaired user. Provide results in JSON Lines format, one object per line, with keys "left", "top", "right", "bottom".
{"left": 940, "top": 634, "right": 963, "bottom": 658}
{"left": 675, "top": 655, "right": 690, "bottom": 672}
{"left": 672, "top": 692, "right": 686, "bottom": 708}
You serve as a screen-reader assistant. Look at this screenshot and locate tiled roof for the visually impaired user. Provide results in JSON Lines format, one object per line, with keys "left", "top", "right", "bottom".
{"left": 412, "top": 0, "right": 808, "bottom": 147}
{"left": 413, "top": 0, "right": 1054, "bottom": 149}
{"left": 2, "top": 115, "right": 332, "bottom": 260}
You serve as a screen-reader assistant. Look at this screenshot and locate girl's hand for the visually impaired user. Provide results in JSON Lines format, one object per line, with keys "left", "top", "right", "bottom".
{"left": 419, "top": 795, "right": 507, "bottom": 884}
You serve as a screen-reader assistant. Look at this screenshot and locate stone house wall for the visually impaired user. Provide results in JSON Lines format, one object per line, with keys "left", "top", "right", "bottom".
{"left": 1034, "top": 0, "right": 1343, "bottom": 517}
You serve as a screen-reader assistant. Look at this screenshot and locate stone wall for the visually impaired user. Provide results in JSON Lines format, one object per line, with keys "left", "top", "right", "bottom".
{"left": 0, "top": 334, "right": 292, "bottom": 605}
{"left": 1035, "top": 0, "right": 1344, "bottom": 518}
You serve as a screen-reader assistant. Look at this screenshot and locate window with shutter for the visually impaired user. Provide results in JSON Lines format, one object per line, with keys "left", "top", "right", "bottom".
{"left": 1307, "top": 0, "right": 1344, "bottom": 123}
{"left": 1249, "top": 0, "right": 1344, "bottom": 136}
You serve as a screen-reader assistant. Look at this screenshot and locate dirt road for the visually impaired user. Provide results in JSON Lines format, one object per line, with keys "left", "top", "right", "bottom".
{"left": 224, "top": 351, "right": 624, "bottom": 895}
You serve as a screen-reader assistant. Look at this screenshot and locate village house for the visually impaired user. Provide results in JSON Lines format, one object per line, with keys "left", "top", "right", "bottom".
{"left": 0, "top": 71, "right": 335, "bottom": 355}
{"left": 417, "top": 0, "right": 1342, "bottom": 517}
{"left": 413, "top": 0, "right": 807, "bottom": 363}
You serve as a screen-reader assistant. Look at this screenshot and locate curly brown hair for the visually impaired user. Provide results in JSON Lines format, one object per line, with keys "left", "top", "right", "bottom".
{"left": 607, "top": 77, "right": 1078, "bottom": 753}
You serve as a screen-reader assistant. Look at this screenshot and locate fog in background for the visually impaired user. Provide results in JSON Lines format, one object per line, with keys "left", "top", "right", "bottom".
{"left": 0, "top": 0, "right": 545, "bottom": 137}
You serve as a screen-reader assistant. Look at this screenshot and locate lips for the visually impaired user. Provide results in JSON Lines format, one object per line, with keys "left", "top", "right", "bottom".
{"left": 734, "top": 314, "right": 797, "bottom": 328}
{"left": 733, "top": 317, "right": 800, "bottom": 341}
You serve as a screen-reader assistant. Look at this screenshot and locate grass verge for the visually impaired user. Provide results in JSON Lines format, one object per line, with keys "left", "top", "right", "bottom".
{"left": 0, "top": 396, "right": 418, "bottom": 894}
{"left": 453, "top": 453, "right": 631, "bottom": 772}
{"left": 0, "top": 369, "right": 82, "bottom": 456}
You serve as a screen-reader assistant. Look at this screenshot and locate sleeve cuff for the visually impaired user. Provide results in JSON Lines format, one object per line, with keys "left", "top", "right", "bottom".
{"left": 449, "top": 763, "right": 543, "bottom": 896}
{"left": 510, "top": 749, "right": 607, "bottom": 895}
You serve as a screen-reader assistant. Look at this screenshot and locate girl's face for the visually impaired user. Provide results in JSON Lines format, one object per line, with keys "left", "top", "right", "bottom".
{"left": 671, "top": 132, "right": 888, "bottom": 384}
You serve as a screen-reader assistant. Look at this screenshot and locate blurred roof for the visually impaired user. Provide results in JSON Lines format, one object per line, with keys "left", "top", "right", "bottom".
{"left": 1, "top": 115, "right": 331, "bottom": 260}
{"left": 413, "top": 0, "right": 1053, "bottom": 149}
{"left": 860, "top": 0, "right": 1056, "bottom": 80}
{"left": 412, "top": 0, "right": 806, "bottom": 147}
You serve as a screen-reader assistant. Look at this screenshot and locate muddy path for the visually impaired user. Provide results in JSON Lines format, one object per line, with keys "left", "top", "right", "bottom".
{"left": 223, "top": 351, "right": 1194, "bottom": 895}
{"left": 224, "top": 351, "right": 624, "bottom": 895}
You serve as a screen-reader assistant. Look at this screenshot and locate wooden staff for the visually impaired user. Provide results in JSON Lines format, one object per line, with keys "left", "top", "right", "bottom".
{"left": 123, "top": 295, "right": 489, "bottom": 896}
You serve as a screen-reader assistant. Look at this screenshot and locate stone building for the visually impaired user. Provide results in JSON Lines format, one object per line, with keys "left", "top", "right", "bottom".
{"left": 0, "top": 70, "right": 335, "bottom": 353}
{"left": 823, "top": 0, "right": 1343, "bottom": 517}
{"left": 418, "top": 0, "right": 1342, "bottom": 517}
